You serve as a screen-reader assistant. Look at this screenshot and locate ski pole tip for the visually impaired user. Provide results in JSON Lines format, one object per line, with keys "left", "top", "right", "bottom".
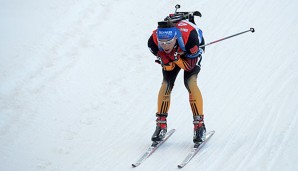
{"left": 250, "top": 28, "right": 255, "bottom": 33}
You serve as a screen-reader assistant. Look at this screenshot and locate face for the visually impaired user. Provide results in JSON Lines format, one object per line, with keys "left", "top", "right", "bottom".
{"left": 158, "top": 37, "right": 177, "bottom": 53}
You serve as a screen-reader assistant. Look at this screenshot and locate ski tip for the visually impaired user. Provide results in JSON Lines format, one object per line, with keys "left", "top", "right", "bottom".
{"left": 207, "top": 130, "right": 215, "bottom": 138}
{"left": 132, "top": 163, "right": 138, "bottom": 168}
{"left": 166, "top": 128, "right": 176, "bottom": 134}
{"left": 209, "top": 130, "right": 215, "bottom": 134}
{"left": 178, "top": 164, "right": 183, "bottom": 169}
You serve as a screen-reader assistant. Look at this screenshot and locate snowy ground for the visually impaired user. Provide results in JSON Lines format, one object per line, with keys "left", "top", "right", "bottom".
{"left": 1, "top": 0, "right": 298, "bottom": 170}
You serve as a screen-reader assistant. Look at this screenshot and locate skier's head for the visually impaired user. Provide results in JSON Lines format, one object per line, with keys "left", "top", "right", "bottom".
{"left": 157, "top": 21, "right": 177, "bottom": 53}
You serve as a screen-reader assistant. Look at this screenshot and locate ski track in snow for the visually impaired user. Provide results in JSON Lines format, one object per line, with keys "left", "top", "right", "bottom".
{"left": 1, "top": 0, "right": 298, "bottom": 171}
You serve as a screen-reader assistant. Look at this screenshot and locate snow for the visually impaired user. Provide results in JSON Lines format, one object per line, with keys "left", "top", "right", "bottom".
{"left": 1, "top": 0, "right": 298, "bottom": 170}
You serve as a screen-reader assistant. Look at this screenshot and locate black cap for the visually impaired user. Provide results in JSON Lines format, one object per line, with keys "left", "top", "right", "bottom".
{"left": 158, "top": 21, "right": 175, "bottom": 28}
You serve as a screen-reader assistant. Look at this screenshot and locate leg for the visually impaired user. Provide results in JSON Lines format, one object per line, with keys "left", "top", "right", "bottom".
{"left": 184, "top": 65, "right": 206, "bottom": 143}
{"left": 152, "top": 67, "right": 180, "bottom": 142}
{"left": 157, "top": 66, "right": 181, "bottom": 114}
{"left": 184, "top": 65, "right": 203, "bottom": 116}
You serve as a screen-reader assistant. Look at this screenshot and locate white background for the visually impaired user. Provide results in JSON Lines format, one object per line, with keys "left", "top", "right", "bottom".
{"left": 1, "top": 0, "right": 298, "bottom": 170}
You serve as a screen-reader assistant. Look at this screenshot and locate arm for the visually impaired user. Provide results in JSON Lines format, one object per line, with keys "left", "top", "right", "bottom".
{"left": 148, "top": 34, "right": 159, "bottom": 56}
{"left": 174, "top": 30, "right": 203, "bottom": 71}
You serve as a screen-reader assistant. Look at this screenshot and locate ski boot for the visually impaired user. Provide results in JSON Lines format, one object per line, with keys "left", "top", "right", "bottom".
{"left": 193, "top": 115, "right": 206, "bottom": 144}
{"left": 151, "top": 113, "right": 167, "bottom": 142}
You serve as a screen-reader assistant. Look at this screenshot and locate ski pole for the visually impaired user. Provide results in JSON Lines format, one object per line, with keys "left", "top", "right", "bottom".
{"left": 199, "top": 28, "right": 255, "bottom": 48}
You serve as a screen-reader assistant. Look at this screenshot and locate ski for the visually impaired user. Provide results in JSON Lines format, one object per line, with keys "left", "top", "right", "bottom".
{"left": 132, "top": 129, "right": 176, "bottom": 167}
{"left": 177, "top": 130, "right": 215, "bottom": 169}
